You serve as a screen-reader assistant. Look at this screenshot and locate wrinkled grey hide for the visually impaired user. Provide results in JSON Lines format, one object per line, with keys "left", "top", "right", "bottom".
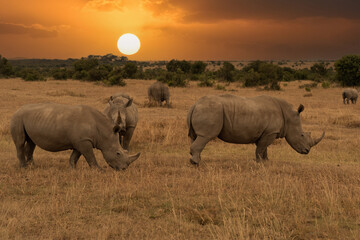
{"left": 187, "top": 95, "right": 325, "bottom": 164}
{"left": 342, "top": 88, "right": 358, "bottom": 104}
{"left": 10, "top": 103, "right": 140, "bottom": 170}
{"left": 148, "top": 81, "right": 170, "bottom": 107}
{"left": 103, "top": 93, "right": 138, "bottom": 150}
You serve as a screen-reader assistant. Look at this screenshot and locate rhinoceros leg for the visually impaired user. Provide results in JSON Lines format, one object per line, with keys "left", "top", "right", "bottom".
{"left": 255, "top": 133, "right": 277, "bottom": 162}
{"left": 24, "top": 138, "right": 36, "bottom": 165}
{"left": 123, "top": 127, "right": 135, "bottom": 151}
{"left": 75, "top": 141, "right": 102, "bottom": 170}
{"left": 69, "top": 150, "right": 81, "bottom": 168}
{"left": 190, "top": 136, "right": 211, "bottom": 165}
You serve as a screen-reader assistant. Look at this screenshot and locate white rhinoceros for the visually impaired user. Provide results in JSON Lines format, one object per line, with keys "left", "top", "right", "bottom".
{"left": 104, "top": 93, "right": 138, "bottom": 150}
{"left": 342, "top": 88, "right": 358, "bottom": 104}
{"left": 10, "top": 103, "right": 140, "bottom": 170}
{"left": 187, "top": 94, "right": 325, "bottom": 164}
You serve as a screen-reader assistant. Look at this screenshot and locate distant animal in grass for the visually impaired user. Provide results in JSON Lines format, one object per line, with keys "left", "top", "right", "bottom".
{"left": 10, "top": 103, "right": 140, "bottom": 170}
{"left": 148, "top": 81, "right": 170, "bottom": 107}
{"left": 104, "top": 93, "right": 138, "bottom": 150}
{"left": 187, "top": 94, "right": 325, "bottom": 164}
{"left": 342, "top": 88, "right": 358, "bottom": 104}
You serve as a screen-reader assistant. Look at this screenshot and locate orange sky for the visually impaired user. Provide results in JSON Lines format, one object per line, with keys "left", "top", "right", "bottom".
{"left": 0, "top": 0, "right": 359, "bottom": 60}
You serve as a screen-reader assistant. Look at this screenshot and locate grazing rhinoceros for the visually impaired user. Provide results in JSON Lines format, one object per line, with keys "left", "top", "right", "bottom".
{"left": 148, "top": 81, "right": 170, "bottom": 107}
{"left": 342, "top": 88, "right": 358, "bottom": 104}
{"left": 10, "top": 103, "right": 140, "bottom": 170}
{"left": 103, "top": 93, "right": 138, "bottom": 150}
{"left": 187, "top": 94, "right": 325, "bottom": 164}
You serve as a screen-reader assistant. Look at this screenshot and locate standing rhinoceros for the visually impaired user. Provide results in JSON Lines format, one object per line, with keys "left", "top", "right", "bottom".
{"left": 148, "top": 81, "right": 170, "bottom": 107}
{"left": 10, "top": 103, "right": 140, "bottom": 170}
{"left": 187, "top": 94, "right": 325, "bottom": 164}
{"left": 342, "top": 88, "right": 358, "bottom": 104}
{"left": 104, "top": 93, "right": 138, "bottom": 150}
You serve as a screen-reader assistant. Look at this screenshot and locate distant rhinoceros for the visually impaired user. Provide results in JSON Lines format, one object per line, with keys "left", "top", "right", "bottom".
{"left": 104, "top": 93, "right": 138, "bottom": 150}
{"left": 148, "top": 81, "right": 170, "bottom": 107}
{"left": 342, "top": 88, "right": 358, "bottom": 104}
{"left": 10, "top": 103, "right": 140, "bottom": 170}
{"left": 187, "top": 94, "right": 325, "bottom": 164}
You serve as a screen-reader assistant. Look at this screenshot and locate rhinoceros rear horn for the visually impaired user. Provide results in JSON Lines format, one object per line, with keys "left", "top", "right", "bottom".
{"left": 298, "top": 104, "right": 304, "bottom": 114}
{"left": 127, "top": 152, "right": 140, "bottom": 165}
{"left": 125, "top": 98, "right": 133, "bottom": 108}
{"left": 310, "top": 131, "right": 325, "bottom": 147}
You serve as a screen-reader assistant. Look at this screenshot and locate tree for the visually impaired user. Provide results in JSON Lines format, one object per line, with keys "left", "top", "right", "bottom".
{"left": 335, "top": 55, "right": 360, "bottom": 86}
{"left": 218, "top": 61, "right": 235, "bottom": 82}
{"left": 0, "top": 55, "right": 14, "bottom": 77}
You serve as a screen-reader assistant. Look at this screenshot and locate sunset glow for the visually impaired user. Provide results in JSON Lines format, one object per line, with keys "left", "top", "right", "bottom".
{"left": 0, "top": 0, "right": 359, "bottom": 60}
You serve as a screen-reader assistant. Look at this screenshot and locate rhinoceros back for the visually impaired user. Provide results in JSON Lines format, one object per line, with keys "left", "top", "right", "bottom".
{"left": 10, "top": 103, "right": 104, "bottom": 152}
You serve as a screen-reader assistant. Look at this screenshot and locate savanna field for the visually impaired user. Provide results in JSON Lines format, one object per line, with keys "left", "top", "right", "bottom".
{"left": 0, "top": 78, "right": 359, "bottom": 239}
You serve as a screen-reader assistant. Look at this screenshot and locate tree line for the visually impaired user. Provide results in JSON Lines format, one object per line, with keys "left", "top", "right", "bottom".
{"left": 1, "top": 54, "right": 360, "bottom": 89}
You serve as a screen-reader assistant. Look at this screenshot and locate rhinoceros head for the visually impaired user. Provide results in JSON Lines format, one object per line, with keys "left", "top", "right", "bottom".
{"left": 102, "top": 131, "right": 140, "bottom": 170}
{"left": 285, "top": 104, "right": 325, "bottom": 154}
{"left": 108, "top": 96, "right": 133, "bottom": 134}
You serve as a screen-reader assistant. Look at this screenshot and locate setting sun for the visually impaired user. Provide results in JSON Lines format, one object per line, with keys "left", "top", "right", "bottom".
{"left": 117, "top": 33, "right": 141, "bottom": 55}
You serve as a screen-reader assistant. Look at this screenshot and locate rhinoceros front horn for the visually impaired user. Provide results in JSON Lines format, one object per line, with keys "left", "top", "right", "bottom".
{"left": 127, "top": 152, "right": 141, "bottom": 165}
{"left": 310, "top": 131, "right": 325, "bottom": 147}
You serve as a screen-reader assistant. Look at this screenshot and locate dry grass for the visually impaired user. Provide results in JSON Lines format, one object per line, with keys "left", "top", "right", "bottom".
{"left": 0, "top": 78, "right": 359, "bottom": 239}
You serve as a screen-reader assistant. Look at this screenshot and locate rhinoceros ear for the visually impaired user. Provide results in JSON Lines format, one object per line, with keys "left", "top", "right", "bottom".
{"left": 113, "top": 125, "right": 121, "bottom": 133}
{"left": 125, "top": 98, "right": 133, "bottom": 108}
{"left": 297, "top": 104, "right": 304, "bottom": 114}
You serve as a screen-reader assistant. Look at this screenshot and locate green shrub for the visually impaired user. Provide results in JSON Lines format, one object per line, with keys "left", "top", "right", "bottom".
{"left": 198, "top": 75, "right": 214, "bottom": 87}
{"left": 104, "top": 74, "right": 126, "bottom": 86}
{"left": 322, "top": 81, "right": 331, "bottom": 89}
{"left": 21, "top": 69, "right": 45, "bottom": 81}
{"left": 215, "top": 84, "right": 226, "bottom": 91}
{"left": 158, "top": 70, "right": 188, "bottom": 87}
{"left": 52, "top": 68, "right": 68, "bottom": 80}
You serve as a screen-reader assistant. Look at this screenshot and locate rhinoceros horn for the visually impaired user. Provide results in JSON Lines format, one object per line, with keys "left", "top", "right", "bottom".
{"left": 310, "top": 131, "right": 325, "bottom": 147}
{"left": 127, "top": 152, "right": 141, "bottom": 165}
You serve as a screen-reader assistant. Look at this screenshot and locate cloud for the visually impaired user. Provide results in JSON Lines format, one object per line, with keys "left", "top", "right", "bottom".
{"left": 143, "top": 0, "right": 360, "bottom": 23}
{"left": 0, "top": 22, "right": 58, "bottom": 38}
{"left": 141, "top": 17, "right": 360, "bottom": 60}
{"left": 83, "top": 0, "right": 138, "bottom": 11}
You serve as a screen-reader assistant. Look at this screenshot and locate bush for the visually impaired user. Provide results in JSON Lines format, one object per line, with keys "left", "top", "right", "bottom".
{"left": 158, "top": 69, "right": 188, "bottom": 87}
{"left": 166, "top": 59, "right": 191, "bottom": 73}
{"left": 52, "top": 68, "right": 68, "bottom": 80}
{"left": 322, "top": 81, "right": 331, "bottom": 89}
{"left": 123, "top": 62, "right": 138, "bottom": 78}
{"left": 104, "top": 74, "right": 126, "bottom": 86}
{"left": 242, "top": 61, "right": 282, "bottom": 89}
{"left": 74, "top": 58, "right": 99, "bottom": 72}
{"left": 191, "top": 61, "right": 207, "bottom": 74}
{"left": 198, "top": 75, "right": 214, "bottom": 87}
{"left": 335, "top": 55, "right": 360, "bottom": 86}
{"left": 73, "top": 70, "right": 89, "bottom": 80}
{"left": 215, "top": 84, "right": 226, "bottom": 91}
{"left": 310, "top": 62, "right": 327, "bottom": 76}
{"left": 21, "top": 69, "right": 45, "bottom": 81}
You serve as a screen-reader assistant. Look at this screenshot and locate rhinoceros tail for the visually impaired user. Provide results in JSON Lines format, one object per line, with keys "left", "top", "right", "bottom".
{"left": 187, "top": 104, "right": 197, "bottom": 141}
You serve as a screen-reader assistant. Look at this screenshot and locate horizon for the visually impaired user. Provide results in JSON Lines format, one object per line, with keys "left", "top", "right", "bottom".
{"left": 1, "top": 0, "right": 360, "bottom": 60}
